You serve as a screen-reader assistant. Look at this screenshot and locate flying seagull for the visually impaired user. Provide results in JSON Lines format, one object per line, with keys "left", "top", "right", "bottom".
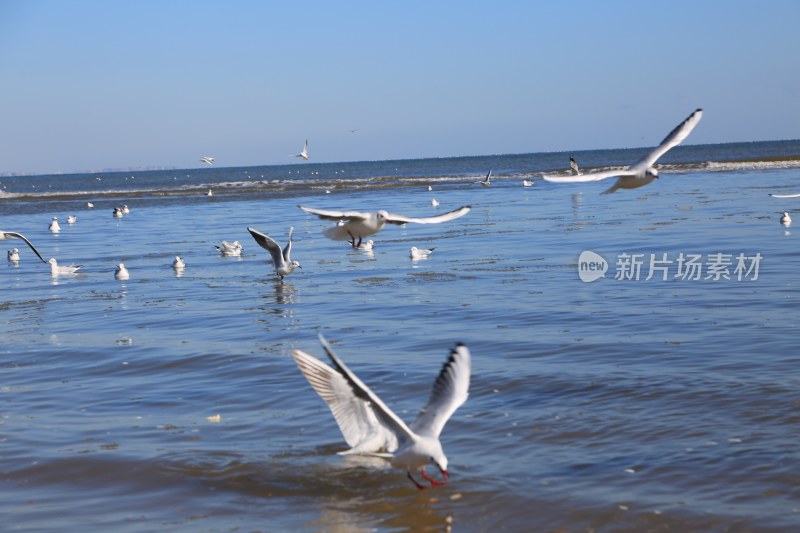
{"left": 480, "top": 169, "right": 492, "bottom": 187}
{"left": 299, "top": 205, "right": 471, "bottom": 248}
{"left": 292, "top": 334, "right": 470, "bottom": 489}
{"left": 200, "top": 156, "right": 215, "bottom": 166}
{"left": 291, "top": 139, "right": 309, "bottom": 161}
{"left": 0, "top": 231, "right": 47, "bottom": 263}
{"left": 247, "top": 226, "right": 302, "bottom": 280}
{"left": 544, "top": 108, "right": 703, "bottom": 194}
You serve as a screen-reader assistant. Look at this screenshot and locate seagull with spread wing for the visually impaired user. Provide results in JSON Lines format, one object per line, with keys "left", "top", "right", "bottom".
{"left": 291, "top": 139, "right": 309, "bottom": 161}
{"left": 299, "top": 205, "right": 471, "bottom": 247}
{"left": 1, "top": 231, "right": 48, "bottom": 263}
{"left": 292, "top": 334, "right": 471, "bottom": 489}
{"left": 247, "top": 226, "right": 302, "bottom": 280}
{"left": 200, "top": 156, "right": 215, "bottom": 166}
{"left": 544, "top": 108, "right": 703, "bottom": 194}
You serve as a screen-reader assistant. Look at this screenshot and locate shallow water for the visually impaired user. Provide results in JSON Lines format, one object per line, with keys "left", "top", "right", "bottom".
{"left": 2, "top": 163, "right": 799, "bottom": 531}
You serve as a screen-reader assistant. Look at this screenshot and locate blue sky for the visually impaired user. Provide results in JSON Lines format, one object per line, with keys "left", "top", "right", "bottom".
{"left": 1, "top": 1, "right": 798, "bottom": 174}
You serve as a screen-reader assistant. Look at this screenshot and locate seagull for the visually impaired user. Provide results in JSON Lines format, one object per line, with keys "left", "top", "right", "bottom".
{"left": 544, "top": 108, "right": 703, "bottom": 194}
{"left": 410, "top": 247, "right": 435, "bottom": 260}
{"left": 67, "top": 215, "right": 77, "bottom": 224}
{"left": 113, "top": 207, "right": 124, "bottom": 218}
{"left": 49, "top": 217, "right": 61, "bottom": 233}
{"left": 216, "top": 240, "right": 243, "bottom": 256}
{"left": 427, "top": 185, "right": 433, "bottom": 191}
{"left": 0, "top": 231, "right": 48, "bottom": 263}
{"left": 87, "top": 202, "right": 94, "bottom": 208}
{"left": 114, "top": 263, "right": 130, "bottom": 280}
{"left": 48, "top": 257, "right": 82, "bottom": 276}
{"left": 207, "top": 188, "right": 213, "bottom": 197}
{"left": 357, "top": 239, "right": 375, "bottom": 251}
{"left": 200, "top": 156, "right": 215, "bottom": 166}
{"left": 172, "top": 256, "right": 186, "bottom": 268}
{"left": 779, "top": 212, "right": 792, "bottom": 226}
{"left": 769, "top": 193, "right": 800, "bottom": 198}
{"left": 7, "top": 248, "right": 19, "bottom": 262}
{"left": 291, "top": 334, "right": 470, "bottom": 489}
{"left": 569, "top": 156, "right": 580, "bottom": 175}
{"left": 480, "top": 169, "right": 492, "bottom": 187}
{"left": 299, "top": 205, "right": 471, "bottom": 248}
{"left": 431, "top": 198, "right": 440, "bottom": 207}
{"left": 122, "top": 205, "right": 130, "bottom": 215}
{"left": 247, "top": 226, "right": 302, "bottom": 280}
{"left": 522, "top": 179, "right": 534, "bottom": 187}
{"left": 291, "top": 139, "right": 310, "bottom": 161}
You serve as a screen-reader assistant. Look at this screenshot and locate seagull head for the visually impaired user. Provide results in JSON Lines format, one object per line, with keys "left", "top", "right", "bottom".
{"left": 376, "top": 210, "right": 390, "bottom": 223}
{"left": 291, "top": 260, "right": 302, "bottom": 269}
{"left": 646, "top": 167, "right": 660, "bottom": 179}
{"left": 431, "top": 453, "right": 449, "bottom": 483}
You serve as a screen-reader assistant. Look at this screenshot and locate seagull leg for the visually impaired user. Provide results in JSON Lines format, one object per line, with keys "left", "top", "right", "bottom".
{"left": 347, "top": 232, "right": 356, "bottom": 247}
{"left": 407, "top": 471, "right": 427, "bottom": 490}
{"left": 356, "top": 236, "right": 363, "bottom": 248}
{"left": 420, "top": 467, "right": 446, "bottom": 487}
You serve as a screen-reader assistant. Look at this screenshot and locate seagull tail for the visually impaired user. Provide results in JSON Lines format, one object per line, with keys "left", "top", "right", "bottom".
{"left": 322, "top": 225, "right": 352, "bottom": 241}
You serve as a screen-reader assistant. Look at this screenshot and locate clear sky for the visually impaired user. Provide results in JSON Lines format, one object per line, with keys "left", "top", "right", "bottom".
{"left": 1, "top": 0, "right": 799, "bottom": 175}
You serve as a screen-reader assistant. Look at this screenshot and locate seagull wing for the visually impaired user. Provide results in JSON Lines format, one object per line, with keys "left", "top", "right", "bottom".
{"left": 315, "top": 334, "right": 415, "bottom": 445}
{"left": 769, "top": 193, "right": 800, "bottom": 198}
{"left": 543, "top": 168, "right": 635, "bottom": 183}
{"left": 410, "top": 344, "right": 471, "bottom": 438}
{"left": 298, "top": 205, "right": 370, "bottom": 221}
{"left": 2, "top": 231, "right": 47, "bottom": 263}
{"left": 633, "top": 108, "right": 703, "bottom": 170}
{"left": 282, "top": 226, "right": 294, "bottom": 262}
{"left": 247, "top": 227, "right": 285, "bottom": 269}
{"left": 384, "top": 205, "right": 471, "bottom": 225}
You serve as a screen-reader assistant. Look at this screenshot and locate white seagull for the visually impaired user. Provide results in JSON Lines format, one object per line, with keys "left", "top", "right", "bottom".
{"left": 0, "top": 231, "right": 48, "bottom": 263}
{"left": 114, "top": 263, "right": 130, "bottom": 280}
{"left": 544, "top": 108, "right": 703, "bottom": 194}
{"left": 8, "top": 248, "right": 20, "bottom": 262}
{"left": 87, "top": 202, "right": 94, "bottom": 208}
{"left": 291, "top": 139, "right": 310, "bottom": 161}
{"left": 522, "top": 179, "right": 534, "bottom": 187}
{"left": 172, "top": 256, "right": 186, "bottom": 269}
{"left": 779, "top": 212, "right": 792, "bottom": 226}
{"left": 48, "top": 257, "right": 82, "bottom": 276}
{"left": 769, "top": 193, "right": 800, "bottom": 198}
{"left": 292, "top": 334, "right": 471, "bottom": 489}
{"left": 122, "top": 205, "right": 130, "bottom": 215}
{"left": 410, "top": 247, "right": 435, "bottom": 260}
{"left": 49, "top": 217, "right": 61, "bottom": 233}
{"left": 113, "top": 207, "right": 124, "bottom": 218}
{"left": 200, "top": 156, "right": 215, "bottom": 166}
{"left": 216, "top": 240, "right": 243, "bottom": 256}
{"left": 357, "top": 239, "right": 375, "bottom": 251}
{"left": 67, "top": 215, "right": 77, "bottom": 224}
{"left": 247, "top": 226, "right": 302, "bottom": 280}
{"left": 207, "top": 188, "right": 213, "bottom": 197}
{"left": 570, "top": 156, "right": 580, "bottom": 175}
{"left": 299, "top": 205, "right": 471, "bottom": 248}
{"left": 480, "top": 169, "right": 492, "bottom": 187}
{"left": 431, "top": 198, "right": 440, "bottom": 207}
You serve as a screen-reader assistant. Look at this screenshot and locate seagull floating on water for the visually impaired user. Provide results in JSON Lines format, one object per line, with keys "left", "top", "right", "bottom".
{"left": 113, "top": 207, "right": 124, "bottom": 218}
{"left": 779, "top": 212, "right": 792, "bottom": 226}
{"left": 247, "top": 226, "right": 302, "bottom": 280}
{"left": 431, "top": 198, "right": 440, "bottom": 207}
{"left": 114, "top": 263, "right": 130, "bottom": 280}
{"left": 569, "top": 156, "right": 581, "bottom": 175}
{"left": 216, "top": 240, "right": 243, "bottom": 256}
{"left": 49, "top": 217, "right": 61, "bottom": 233}
{"left": 522, "top": 179, "right": 534, "bottom": 187}
{"left": 67, "top": 215, "right": 77, "bottom": 224}
{"left": 0, "top": 231, "right": 47, "bottom": 263}
{"left": 410, "top": 247, "right": 435, "bottom": 260}
{"left": 122, "top": 205, "right": 130, "bottom": 215}
{"left": 357, "top": 239, "right": 375, "bottom": 251}
{"left": 480, "top": 170, "right": 492, "bottom": 187}
{"left": 299, "top": 205, "right": 471, "bottom": 248}
{"left": 544, "top": 109, "right": 703, "bottom": 194}
{"left": 292, "top": 334, "right": 471, "bottom": 489}
{"left": 172, "top": 256, "right": 186, "bottom": 269}
{"left": 7, "top": 248, "right": 20, "bottom": 262}
{"left": 291, "top": 139, "right": 310, "bottom": 161}
{"left": 200, "top": 156, "right": 215, "bottom": 166}
{"left": 87, "top": 202, "right": 94, "bottom": 208}
{"left": 48, "top": 257, "right": 82, "bottom": 276}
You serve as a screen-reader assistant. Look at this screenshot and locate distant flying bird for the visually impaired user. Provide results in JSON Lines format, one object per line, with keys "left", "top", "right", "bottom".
{"left": 291, "top": 139, "right": 310, "bottom": 161}
{"left": 570, "top": 156, "right": 580, "bottom": 175}
{"left": 291, "top": 334, "right": 471, "bottom": 489}
{"left": 200, "top": 156, "right": 215, "bottom": 166}
{"left": 247, "top": 226, "right": 302, "bottom": 280}
{"left": 480, "top": 169, "right": 492, "bottom": 186}
{"left": 0, "top": 231, "right": 47, "bottom": 263}
{"left": 299, "top": 205, "right": 472, "bottom": 248}
{"left": 544, "top": 108, "right": 704, "bottom": 194}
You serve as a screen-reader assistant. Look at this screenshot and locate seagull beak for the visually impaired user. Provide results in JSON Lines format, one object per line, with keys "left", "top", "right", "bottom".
{"left": 440, "top": 468, "right": 449, "bottom": 483}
